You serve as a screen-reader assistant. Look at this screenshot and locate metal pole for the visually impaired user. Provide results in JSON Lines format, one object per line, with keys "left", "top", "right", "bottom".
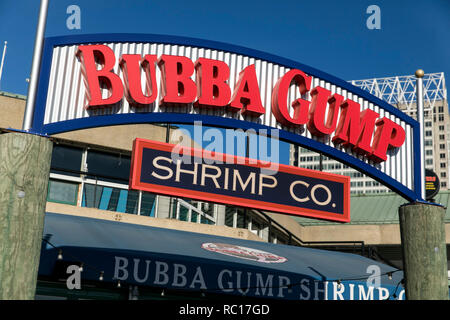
{"left": 166, "top": 123, "right": 174, "bottom": 218}
{"left": 0, "top": 41, "right": 7, "bottom": 90}
{"left": 22, "top": 0, "right": 49, "bottom": 131}
{"left": 415, "top": 69, "right": 425, "bottom": 200}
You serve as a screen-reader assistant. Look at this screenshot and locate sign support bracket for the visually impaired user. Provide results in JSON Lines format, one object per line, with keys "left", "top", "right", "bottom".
{"left": 23, "top": 0, "right": 49, "bottom": 131}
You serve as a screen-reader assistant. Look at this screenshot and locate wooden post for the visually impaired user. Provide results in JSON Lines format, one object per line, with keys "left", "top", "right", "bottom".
{"left": 399, "top": 202, "right": 449, "bottom": 300}
{"left": 0, "top": 132, "right": 52, "bottom": 299}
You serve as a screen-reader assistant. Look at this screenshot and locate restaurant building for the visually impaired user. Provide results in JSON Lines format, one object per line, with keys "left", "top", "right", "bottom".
{"left": 0, "top": 87, "right": 407, "bottom": 300}
{"left": 1, "top": 33, "right": 447, "bottom": 300}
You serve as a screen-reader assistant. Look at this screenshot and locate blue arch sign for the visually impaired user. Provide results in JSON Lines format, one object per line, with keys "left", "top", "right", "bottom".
{"left": 30, "top": 33, "right": 421, "bottom": 202}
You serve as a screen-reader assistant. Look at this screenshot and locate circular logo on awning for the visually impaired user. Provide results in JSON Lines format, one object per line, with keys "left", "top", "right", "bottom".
{"left": 201, "top": 243, "right": 287, "bottom": 263}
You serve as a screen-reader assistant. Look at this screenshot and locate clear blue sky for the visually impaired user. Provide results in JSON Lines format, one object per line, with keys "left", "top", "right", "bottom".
{"left": 0, "top": 0, "right": 448, "bottom": 97}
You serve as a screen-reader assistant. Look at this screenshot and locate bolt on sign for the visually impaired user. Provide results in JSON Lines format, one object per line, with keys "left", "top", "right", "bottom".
{"left": 130, "top": 138, "right": 350, "bottom": 222}
{"left": 31, "top": 34, "right": 422, "bottom": 202}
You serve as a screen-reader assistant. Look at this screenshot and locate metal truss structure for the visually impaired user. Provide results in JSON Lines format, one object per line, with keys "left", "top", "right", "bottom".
{"left": 350, "top": 72, "right": 447, "bottom": 110}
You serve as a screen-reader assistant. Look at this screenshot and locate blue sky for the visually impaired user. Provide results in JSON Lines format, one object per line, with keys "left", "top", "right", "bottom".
{"left": 0, "top": 0, "right": 448, "bottom": 96}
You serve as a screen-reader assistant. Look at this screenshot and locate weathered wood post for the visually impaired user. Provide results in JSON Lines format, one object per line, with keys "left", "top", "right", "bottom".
{"left": 0, "top": 132, "right": 52, "bottom": 299}
{"left": 399, "top": 202, "right": 448, "bottom": 300}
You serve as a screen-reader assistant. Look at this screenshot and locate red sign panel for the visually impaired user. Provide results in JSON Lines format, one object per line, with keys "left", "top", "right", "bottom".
{"left": 130, "top": 138, "right": 350, "bottom": 222}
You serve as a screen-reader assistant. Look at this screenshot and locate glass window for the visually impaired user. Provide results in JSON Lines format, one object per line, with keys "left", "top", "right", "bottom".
{"left": 125, "top": 190, "right": 139, "bottom": 214}
{"left": 236, "top": 210, "right": 247, "bottom": 229}
{"left": 225, "top": 207, "right": 235, "bottom": 227}
{"left": 51, "top": 145, "right": 83, "bottom": 177}
{"left": 86, "top": 150, "right": 131, "bottom": 183}
{"left": 47, "top": 180, "right": 78, "bottom": 205}
{"left": 178, "top": 205, "right": 189, "bottom": 222}
{"left": 250, "top": 219, "right": 261, "bottom": 236}
{"left": 170, "top": 198, "right": 178, "bottom": 219}
{"left": 82, "top": 184, "right": 138, "bottom": 214}
{"left": 140, "top": 193, "right": 156, "bottom": 217}
{"left": 190, "top": 211, "right": 198, "bottom": 223}
{"left": 200, "top": 202, "right": 213, "bottom": 217}
{"left": 82, "top": 184, "right": 102, "bottom": 209}
{"left": 107, "top": 188, "right": 121, "bottom": 211}
{"left": 200, "top": 215, "right": 214, "bottom": 225}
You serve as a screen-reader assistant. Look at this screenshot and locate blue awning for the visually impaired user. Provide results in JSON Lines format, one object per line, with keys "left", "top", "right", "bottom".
{"left": 39, "top": 212, "right": 405, "bottom": 300}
